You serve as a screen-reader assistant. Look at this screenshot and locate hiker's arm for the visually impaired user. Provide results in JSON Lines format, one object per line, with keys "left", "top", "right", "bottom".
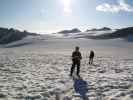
{"left": 80, "top": 52, "right": 82, "bottom": 60}
{"left": 72, "top": 52, "right": 74, "bottom": 59}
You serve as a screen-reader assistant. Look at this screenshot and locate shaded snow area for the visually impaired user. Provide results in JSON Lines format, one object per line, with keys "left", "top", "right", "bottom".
{"left": 0, "top": 49, "right": 133, "bottom": 100}
{"left": 56, "top": 30, "right": 116, "bottom": 39}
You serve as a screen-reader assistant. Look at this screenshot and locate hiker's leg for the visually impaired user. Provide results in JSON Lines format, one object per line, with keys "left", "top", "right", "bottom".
{"left": 89, "top": 58, "right": 91, "bottom": 64}
{"left": 90, "top": 58, "right": 93, "bottom": 64}
{"left": 70, "top": 62, "right": 75, "bottom": 76}
{"left": 77, "top": 62, "right": 80, "bottom": 76}
{"left": 91, "top": 58, "right": 93, "bottom": 64}
{"left": 90, "top": 58, "right": 92, "bottom": 64}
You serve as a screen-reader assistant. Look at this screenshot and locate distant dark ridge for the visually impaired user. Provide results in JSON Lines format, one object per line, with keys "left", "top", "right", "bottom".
{"left": 85, "top": 27, "right": 133, "bottom": 40}
{"left": 96, "top": 27, "right": 133, "bottom": 39}
{"left": 58, "top": 28, "right": 81, "bottom": 34}
{"left": 86, "top": 27, "right": 111, "bottom": 32}
{"left": 0, "top": 27, "right": 37, "bottom": 44}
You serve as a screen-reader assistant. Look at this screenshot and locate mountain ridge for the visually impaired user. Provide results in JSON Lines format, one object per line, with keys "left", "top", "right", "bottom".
{"left": 0, "top": 27, "right": 38, "bottom": 44}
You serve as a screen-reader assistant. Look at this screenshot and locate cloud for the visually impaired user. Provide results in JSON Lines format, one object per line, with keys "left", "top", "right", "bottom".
{"left": 96, "top": 0, "right": 133, "bottom": 13}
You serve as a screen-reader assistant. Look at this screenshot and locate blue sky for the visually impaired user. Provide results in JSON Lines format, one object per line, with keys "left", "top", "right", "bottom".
{"left": 0, "top": 0, "right": 133, "bottom": 33}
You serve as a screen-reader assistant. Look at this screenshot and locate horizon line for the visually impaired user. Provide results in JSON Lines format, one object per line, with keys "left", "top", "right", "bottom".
{"left": 0, "top": 25, "right": 133, "bottom": 34}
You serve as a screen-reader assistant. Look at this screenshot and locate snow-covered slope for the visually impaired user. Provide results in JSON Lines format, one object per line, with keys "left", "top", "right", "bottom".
{"left": 0, "top": 37, "right": 133, "bottom": 100}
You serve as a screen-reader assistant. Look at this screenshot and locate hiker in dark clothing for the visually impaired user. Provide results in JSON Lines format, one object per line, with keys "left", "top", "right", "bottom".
{"left": 70, "top": 46, "right": 82, "bottom": 77}
{"left": 89, "top": 50, "right": 94, "bottom": 64}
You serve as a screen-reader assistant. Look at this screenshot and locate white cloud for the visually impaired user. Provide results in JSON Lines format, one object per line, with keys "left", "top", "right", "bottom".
{"left": 96, "top": 0, "right": 133, "bottom": 13}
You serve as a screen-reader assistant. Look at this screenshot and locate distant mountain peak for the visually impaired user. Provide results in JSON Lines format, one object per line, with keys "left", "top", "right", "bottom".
{"left": 86, "top": 27, "right": 111, "bottom": 32}
{"left": 58, "top": 28, "right": 81, "bottom": 34}
{"left": 0, "top": 27, "right": 37, "bottom": 44}
{"left": 85, "top": 27, "right": 133, "bottom": 41}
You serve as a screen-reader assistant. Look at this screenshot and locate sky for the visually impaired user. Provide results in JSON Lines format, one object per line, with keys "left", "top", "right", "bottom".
{"left": 0, "top": 0, "right": 133, "bottom": 33}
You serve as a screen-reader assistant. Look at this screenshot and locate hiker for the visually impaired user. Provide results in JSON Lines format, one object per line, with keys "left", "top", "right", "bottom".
{"left": 70, "top": 46, "right": 82, "bottom": 77}
{"left": 89, "top": 50, "right": 94, "bottom": 64}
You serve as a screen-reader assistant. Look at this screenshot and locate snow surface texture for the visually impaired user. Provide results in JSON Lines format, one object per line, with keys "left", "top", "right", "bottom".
{"left": 0, "top": 37, "right": 133, "bottom": 100}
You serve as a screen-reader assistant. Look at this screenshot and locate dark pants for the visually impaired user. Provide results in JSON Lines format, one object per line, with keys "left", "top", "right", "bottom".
{"left": 70, "top": 60, "right": 80, "bottom": 76}
{"left": 89, "top": 57, "right": 93, "bottom": 64}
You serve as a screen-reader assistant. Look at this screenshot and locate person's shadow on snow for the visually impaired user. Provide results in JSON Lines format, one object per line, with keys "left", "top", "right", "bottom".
{"left": 73, "top": 78, "right": 89, "bottom": 100}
